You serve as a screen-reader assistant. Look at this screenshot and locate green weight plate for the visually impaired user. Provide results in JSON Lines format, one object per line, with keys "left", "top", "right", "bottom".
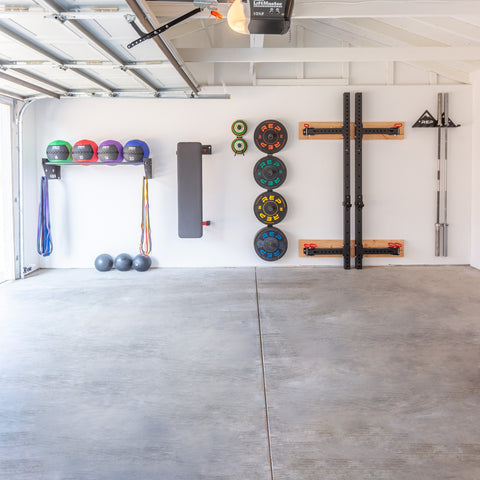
{"left": 232, "top": 120, "right": 247, "bottom": 136}
{"left": 232, "top": 138, "right": 247, "bottom": 154}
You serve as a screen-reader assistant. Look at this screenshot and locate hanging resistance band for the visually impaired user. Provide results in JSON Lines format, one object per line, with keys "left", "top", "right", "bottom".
{"left": 140, "top": 176, "right": 152, "bottom": 256}
{"left": 37, "top": 176, "right": 53, "bottom": 257}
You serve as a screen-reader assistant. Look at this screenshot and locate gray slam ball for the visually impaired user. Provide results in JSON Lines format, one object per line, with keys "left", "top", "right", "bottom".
{"left": 133, "top": 254, "right": 152, "bottom": 272}
{"left": 115, "top": 253, "right": 133, "bottom": 271}
{"left": 95, "top": 253, "right": 113, "bottom": 272}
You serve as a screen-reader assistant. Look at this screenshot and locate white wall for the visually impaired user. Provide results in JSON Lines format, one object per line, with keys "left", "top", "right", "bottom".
{"left": 24, "top": 85, "right": 472, "bottom": 268}
{"left": 0, "top": 101, "right": 15, "bottom": 280}
{"left": 20, "top": 102, "right": 39, "bottom": 273}
{"left": 471, "top": 73, "right": 480, "bottom": 269}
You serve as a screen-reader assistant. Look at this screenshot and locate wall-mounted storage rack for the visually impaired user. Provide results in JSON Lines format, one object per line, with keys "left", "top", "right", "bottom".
{"left": 41, "top": 157, "right": 153, "bottom": 180}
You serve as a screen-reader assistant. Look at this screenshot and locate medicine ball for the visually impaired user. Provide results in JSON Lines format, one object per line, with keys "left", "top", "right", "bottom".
{"left": 133, "top": 254, "right": 152, "bottom": 272}
{"left": 114, "top": 253, "right": 132, "bottom": 271}
{"left": 123, "top": 139, "right": 150, "bottom": 162}
{"left": 46, "top": 140, "right": 72, "bottom": 162}
{"left": 72, "top": 139, "right": 98, "bottom": 163}
{"left": 94, "top": 253, "right": 113, "bottom": 272}
{"left": 98, "top": 140, "right": 123, "bottom": 163}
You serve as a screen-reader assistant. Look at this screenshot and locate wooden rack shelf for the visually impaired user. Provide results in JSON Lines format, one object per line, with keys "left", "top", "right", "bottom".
{"left": 41, "top": 157, "right": 153, "bottom": 180}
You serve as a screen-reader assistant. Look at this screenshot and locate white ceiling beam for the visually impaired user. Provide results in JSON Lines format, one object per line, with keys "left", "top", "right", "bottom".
{"left": 407, "top": 61, "right": 471, "bottom": 83}
{"left": 256, "top": 78, "right": 348, "bottom": 86}
{"left": 386, "top": 61, "right": 394, "bottom": 85}
{"left": 414, "top": 16, "right": 480, "bottom": 43}
{"left": 148, "top": 1, "right": 480, "bottom": 20}
{"left": 249, "top": 35, "right": 263, "bottom": 84}
{"left": 299, "top": 18, "right": 472, "bottom": 83}
{"left": 298, "top": 19, "right": 378, "bottom": 46}
{"left": 327, "top": 18, "right": 445, "bottom": 47}
{"left": 342, "top": 59, "right": 350, "bottom": 84}
{"left": 292, "top": 1, "right": 480, "bottom": 19}
{"left": 178, "top": 46, "right": 480, "bottom": 63}
{"left": 377, "top": 17, "right": 479, "bottom": 46}
{"left": 296, "top": 25, "right": 304, "bottom": 79}
{"left": 250, "top": 34, "right": 264, "bottom": 48}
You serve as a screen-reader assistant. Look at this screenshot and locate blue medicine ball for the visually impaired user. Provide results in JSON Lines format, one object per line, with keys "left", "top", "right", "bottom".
{"left": 123, "top": 139, "right": 150, "bottom": 162}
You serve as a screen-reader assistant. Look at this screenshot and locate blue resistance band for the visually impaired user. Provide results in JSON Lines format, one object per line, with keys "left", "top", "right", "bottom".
{"left": 37, "top": 176, "right": 53, "bottom": 256}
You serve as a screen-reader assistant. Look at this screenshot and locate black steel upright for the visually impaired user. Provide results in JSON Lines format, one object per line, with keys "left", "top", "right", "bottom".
{"left": 342, "top": 92, "right": 351, "bottom": 269}
{"left": 353, "top": 92, "right": 402, "bottom": 269}
{"left": 354, "top": 93, "right": 364, "bottom": 269}
{"left": 303, "top": 91, "right": 352, "bottom": 269}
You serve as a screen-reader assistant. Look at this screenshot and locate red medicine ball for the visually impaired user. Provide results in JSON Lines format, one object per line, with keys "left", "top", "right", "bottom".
{"left": 72, "top": 139, "right": 98, "bottom": 163}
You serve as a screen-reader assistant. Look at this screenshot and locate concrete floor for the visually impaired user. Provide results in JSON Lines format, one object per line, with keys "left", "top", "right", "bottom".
{"left": 0, "top": 266, "right": 479, "bottom": 480}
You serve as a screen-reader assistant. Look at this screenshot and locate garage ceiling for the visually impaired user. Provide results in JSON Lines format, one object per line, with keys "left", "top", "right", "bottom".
{"left": 1, "top": 0, "right": 480, "bottom": 100}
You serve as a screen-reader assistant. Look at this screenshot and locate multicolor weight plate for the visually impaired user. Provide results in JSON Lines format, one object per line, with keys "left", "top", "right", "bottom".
{"left": 232, "top": 138, "right": 248, "bottom": 154}
{"left": 253, "top": 156, "right": 287, "bottom": 189}
{"left": 254, "top": 226, "right": 288, "bottom": 261}
{"left": 254, "top": 119, "right": 288, "bottom": 154}
{"left": 231, "top": 120, "right": 247, "bottom": 136}
{"left": 253, "top": 191, "right": 287, "bottom": 225}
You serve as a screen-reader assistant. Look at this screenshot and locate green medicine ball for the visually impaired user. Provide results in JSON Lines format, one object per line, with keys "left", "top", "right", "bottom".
{"left": 46, "top": 140, "right": 73, "bottom": 162}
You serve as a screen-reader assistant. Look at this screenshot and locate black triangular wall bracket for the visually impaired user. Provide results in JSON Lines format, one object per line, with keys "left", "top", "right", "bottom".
{"left": 413, "top": 109, "right": 460, "bottom": 128}
{"left": 413, "top": 110, "right": 437, "bottom": 127}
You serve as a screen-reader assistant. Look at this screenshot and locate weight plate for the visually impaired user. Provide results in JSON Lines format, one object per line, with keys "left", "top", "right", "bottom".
{"left": 232, "top": 120, "right": 247, "bottom": 136}
{"left": 254, "top": 119, "right": 288, "bottom": 154}
{"left": 254, "top": 226, "right": 288, "bottom": 262}
{"left": 253, "top": 156, "right": 287, "bottom": 189}
{"left": 254, "top": 191, "right": 287, "bottom": 225}
{"left": 232, "top": 138, "right": 247, "bottom": 154}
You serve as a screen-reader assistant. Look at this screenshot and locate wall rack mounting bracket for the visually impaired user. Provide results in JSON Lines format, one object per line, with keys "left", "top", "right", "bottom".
{"left": 42, "top": 159, "right": 61, "bottom": 180}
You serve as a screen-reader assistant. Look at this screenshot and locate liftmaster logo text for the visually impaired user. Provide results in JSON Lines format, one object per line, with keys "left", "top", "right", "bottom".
{"left": 254, "top": 0, "right": 283, "bottom": 7}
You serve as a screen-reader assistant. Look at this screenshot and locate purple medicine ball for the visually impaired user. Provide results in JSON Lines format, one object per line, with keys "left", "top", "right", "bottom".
{"left": 98, "top": 140, "right": 124, "bottom": 163}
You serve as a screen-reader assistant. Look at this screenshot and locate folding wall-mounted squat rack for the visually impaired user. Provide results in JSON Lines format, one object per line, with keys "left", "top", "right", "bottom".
{"left": 41, "top": 157, "right": 153, "bottom": 180}
{"left": 300, "top": 91, "right": 405, "bottom": 269}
